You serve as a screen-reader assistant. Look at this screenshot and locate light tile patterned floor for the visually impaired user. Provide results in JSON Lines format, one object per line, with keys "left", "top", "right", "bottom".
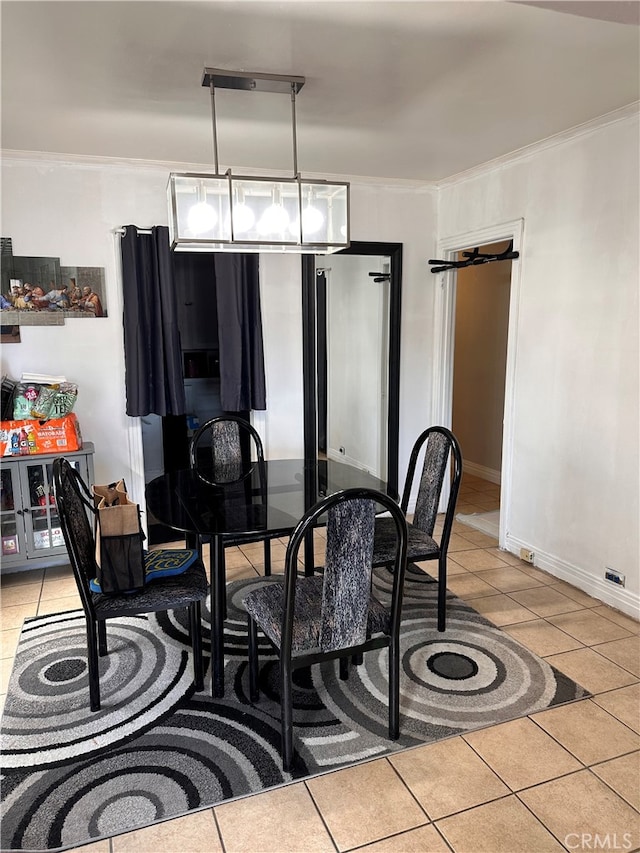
{"left": 1, "top": 473, "right": 638, "bottom": 852}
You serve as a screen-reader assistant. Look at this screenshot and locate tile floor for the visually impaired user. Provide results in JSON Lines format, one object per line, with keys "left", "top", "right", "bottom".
{"left": 1, "top": 473, "right": 639, "bottom": 852}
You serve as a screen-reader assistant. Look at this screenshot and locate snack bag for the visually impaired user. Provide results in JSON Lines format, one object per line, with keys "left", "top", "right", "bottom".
{"left": 31, "top": 385, "right": 59, "bottom": 420}
{"left": 13, "top": 383, "right": 41, "bottom": 420}
{"left": 50, "top": 383, "right": 78, "bottom": 419}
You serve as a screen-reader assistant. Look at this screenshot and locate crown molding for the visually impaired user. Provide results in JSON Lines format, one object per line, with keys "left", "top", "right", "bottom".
{"left": 0, "top": 148, "right": 431, "bottom": 191}
{"left": 436, "top": 101, "right": 639, "bottom": 189}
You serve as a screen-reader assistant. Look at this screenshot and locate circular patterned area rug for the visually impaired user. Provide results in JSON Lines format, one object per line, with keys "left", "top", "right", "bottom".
{"left": 0, "top": 566, "right": 589, "bottom": 851}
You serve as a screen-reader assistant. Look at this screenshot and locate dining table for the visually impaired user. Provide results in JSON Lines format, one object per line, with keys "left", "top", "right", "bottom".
{"left": 146, "top": 457, "right": 395, "bottom": 697}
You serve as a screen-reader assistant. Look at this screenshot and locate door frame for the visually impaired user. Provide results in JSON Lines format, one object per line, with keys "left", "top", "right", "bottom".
{"left": 431, "top": 218, "right": 524, "bottom": 548}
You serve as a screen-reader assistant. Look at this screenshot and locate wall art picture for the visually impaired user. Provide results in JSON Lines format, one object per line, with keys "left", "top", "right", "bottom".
{"left": 0, "top": 238, "right": 107, "bottom": 325}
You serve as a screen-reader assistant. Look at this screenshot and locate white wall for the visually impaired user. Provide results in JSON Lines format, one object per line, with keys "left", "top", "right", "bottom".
{"left": 438, "top": 113, "right": 640, "bottom": 616}
{"left": 0, "top": 154, "right": 435, "bottom": 514}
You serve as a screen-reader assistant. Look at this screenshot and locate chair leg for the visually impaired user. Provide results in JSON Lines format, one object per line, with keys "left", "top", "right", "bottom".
{"left": 263, "top": 540, "right": 271, "bottom": 577}
{"left": 339, "top": 656, "right": 349, "bottom": 680}
{"left": 220, "top": 545, "right": 228, "bottom": 622}
{"left": 211, "top": 536, "right": 226, "bottom": 698}
{"left": 248, "top": 616, "right": 260, "bottom": 702}
{"left": 280, "top": 658, "right": 294, "bottom": 772}
{"left": 97, "top": 620, "right": 107, "bottom": 656}
{"left": 190, "top": 600, "right": 204, "bottom": 691}
{"left": 437, "top": 552, "right": 447, "bottom": 632}
{"left": 388, "top": 640, "right": 400, "bottom": 740}
{"left": 303, "top": 529, "right": 315, "bottom": 577}
{"left": 86, "top": 619, "right": 101, "bottom": 712}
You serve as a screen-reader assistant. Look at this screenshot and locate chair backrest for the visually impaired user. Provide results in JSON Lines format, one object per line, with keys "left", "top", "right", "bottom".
{"left": 402, "top": 426, "right": 463, "bottom": 538}
{"left": 189, "top": 415, "right": 264, "bottom": 482}
{"left": 52, "top": 457, "right": 97, "bottom": 612}
{"left": 284, "top": 488, "right": 408, "bottom": 654}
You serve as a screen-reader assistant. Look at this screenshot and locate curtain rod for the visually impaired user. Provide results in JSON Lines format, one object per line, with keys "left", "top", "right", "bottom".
{"left": 114, "top": 227, "right": 154, "bottom": 236}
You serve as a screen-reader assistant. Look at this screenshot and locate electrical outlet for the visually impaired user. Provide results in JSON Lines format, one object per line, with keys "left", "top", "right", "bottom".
{"left": 605, "top": 568, "right": 625, "bottom": 587}
{"left": 519, "top": 548, "right": 534, "bottom": 564}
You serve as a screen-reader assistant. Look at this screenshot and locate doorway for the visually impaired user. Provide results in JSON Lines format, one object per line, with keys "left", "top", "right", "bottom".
{"left": 432, "top": 219, "right": 523, "bottom": 548}
{"left": 452, "top": 240, "right": 512, "bottom": 538}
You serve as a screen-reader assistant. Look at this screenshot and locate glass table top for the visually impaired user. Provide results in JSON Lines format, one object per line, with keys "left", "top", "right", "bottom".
{"left": 146, "top": 458, "right": 393, "bottom": 539}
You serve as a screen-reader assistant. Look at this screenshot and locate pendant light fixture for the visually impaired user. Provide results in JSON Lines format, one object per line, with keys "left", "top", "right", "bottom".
{"left": 168, "top": 69, "right": 350, "bottom": 254}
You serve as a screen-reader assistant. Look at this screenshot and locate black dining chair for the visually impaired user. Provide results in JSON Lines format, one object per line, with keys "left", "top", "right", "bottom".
{"left": 189, "top": 415, "right": 278, "bottom": 576}
{"left": 372, "top": 426, "right": 462, "bottom": 632}
{"left": 53, "top": 457, "right": 209, "bottom": 711}
{"left": 244, "top": 487, "right": 408, "bottom": 772}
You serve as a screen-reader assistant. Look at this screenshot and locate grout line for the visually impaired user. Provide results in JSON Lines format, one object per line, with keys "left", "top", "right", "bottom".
{"left": 512, "top": 785, "right": 573, "bottom": 849}
{"left": 211, "top": 805, "right": 226, "bottom": 853}
{"left": 570, "top": 645, "right": 640, "bottom": 684}
{"left": 342, "top": 820, "right": 440, "bottom": 853}
{"left": 384, "top": 754, "right": 432, "bottom": 822}
{"left": 584, "top": 696, "right": 640, "bottom": 738}
{"left": 302, "top": 781, "right": 341, "bottom": 853}
{"left": 433, "top": 790, "right": 515, "bottom": 824}
{"left": 462, "top": 728, "right": 593, "bottom": 793}
{"left": 527, "top": 703, "right": 640, "bottom": 766}
{"left": 586, "top": 752, "right": 640, "bottom": 812}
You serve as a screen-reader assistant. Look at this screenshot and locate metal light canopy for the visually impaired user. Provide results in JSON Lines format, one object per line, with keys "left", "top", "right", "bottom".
{"left": 168, "top": 69, "right": 350, "bottom": 254}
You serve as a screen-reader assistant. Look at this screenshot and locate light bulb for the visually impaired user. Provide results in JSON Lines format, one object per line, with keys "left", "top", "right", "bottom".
{"left": 258, "top": 203, "right": 289, "bottom": 235}
{"left": 232, "top": 202, "right": 255, "bottom": 234}
{"left": 225, "top": 202, "right": 256, "bottom": 235}
{"left": 302, "top": 204, "right": 324, "bottom": 235}
{"left": 188, "top": 201, "right": 217, "bottom": 235}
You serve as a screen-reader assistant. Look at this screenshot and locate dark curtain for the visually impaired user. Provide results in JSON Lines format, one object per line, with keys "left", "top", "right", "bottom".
{"left": 120, "top": 226, "right": 186, "bottom": 417}
{"left": 214, "top": 254, "right": 267, "bottom": 411}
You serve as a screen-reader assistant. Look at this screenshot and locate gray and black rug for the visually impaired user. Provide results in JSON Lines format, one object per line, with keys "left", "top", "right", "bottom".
{"left": 1, "top": 566, "right": 589, "bottom": 851}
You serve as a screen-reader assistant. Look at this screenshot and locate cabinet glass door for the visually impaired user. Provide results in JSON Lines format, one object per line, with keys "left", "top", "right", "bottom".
{"left": 1, "top": 465, "right": 25, "bottom": 562}
{"left": 21, "top": 460, "right": 81, "bottom": 557}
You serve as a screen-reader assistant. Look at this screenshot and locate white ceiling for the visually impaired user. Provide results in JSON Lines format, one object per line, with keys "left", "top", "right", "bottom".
{"left": 1, "top": 1, "right": 638, "bottom": 182}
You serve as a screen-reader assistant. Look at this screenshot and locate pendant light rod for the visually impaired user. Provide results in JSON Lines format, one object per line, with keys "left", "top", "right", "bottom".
{"left": 209, "top": 80, "right": 220, "bottom": 175}
{"left": 202, "top": 68, "right": 305, "bottom": 178}
{"left": 291, "top": 82, "right": 298, "bottom": 177}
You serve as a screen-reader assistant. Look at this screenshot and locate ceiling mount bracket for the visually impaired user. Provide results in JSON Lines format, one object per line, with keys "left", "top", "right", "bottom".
{"left": 201, "top": 68, "right": 305, "bottom": 95}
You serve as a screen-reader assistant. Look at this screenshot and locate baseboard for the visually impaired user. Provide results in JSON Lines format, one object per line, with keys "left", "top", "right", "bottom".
{"left": 463, "top": 461, "right": 501, "bottom": 485}
{"left": 327, "top": 447, "right": 373, "bottom": 474}
{"left": 505, "top": 534, "right": 640, "bottom": 621}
